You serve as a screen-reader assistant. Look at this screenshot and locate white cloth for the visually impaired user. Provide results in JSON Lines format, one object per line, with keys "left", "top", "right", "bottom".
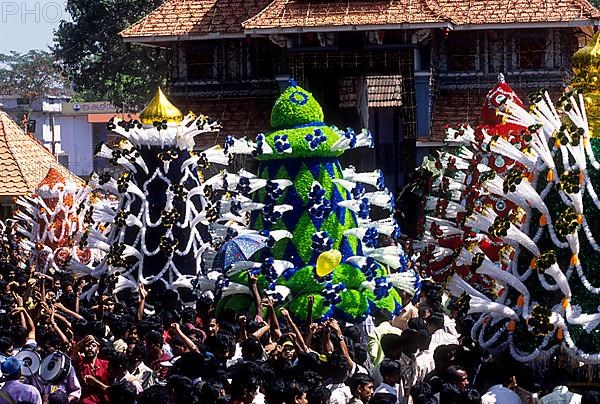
{"left": 327, "top": 382, "right": 352, "bottom": 404}
{"left": 374, "top": 382, "right": 399, "bottom": 404}
{"left": 414, "top": 350, "right": 434, "bottom": 383}
{"left": 0, "top": 380, "right": 42, "bottom": 404}
{"left": 481, "top": 384, "right": 522, "bottom": 404}
{"left": 539, "top": 386, "right": 582, "bottom": 404}
{"left": 118, "top": 371, "right": 144, "bottom": 394}
{"left": 428, "top": 328, "right": 459, "bottom": 351}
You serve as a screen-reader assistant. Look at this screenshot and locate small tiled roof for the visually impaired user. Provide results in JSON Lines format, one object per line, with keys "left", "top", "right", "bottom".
{"left": 437, "top": 0, "right": 600, "bottom": 26}
{"left": 174, "top": 97, "right": 275, "bottom": 148}
{"left": 243, "top": 0, "right": 448, "bottom": 30}
{"left": 367, "top": 76, "right": 403, "bottom": 108}
{"left": 121, "top": 0, "right": 272, "bottom": 40}
{"left": 0, "top": 111, "right": 81, "bottom": 196}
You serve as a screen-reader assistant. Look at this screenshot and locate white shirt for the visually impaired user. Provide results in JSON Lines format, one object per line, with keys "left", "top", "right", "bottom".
{"left": 428, "top": 328, "right": 459, "bottom": 351}
{"left": 374, "top": 382, "right": 399, "bottom": 404}
{"left": 539, "top": 386, "right": 582, "bottom": 404}
{"left": 327, "top": 382, "right": 352, "bottom": 404}
{"left": 481, "top": 384, "right": 522, "bottom": 404}
{"left": 414, "top": 350, "right": 434, "bottom": 383}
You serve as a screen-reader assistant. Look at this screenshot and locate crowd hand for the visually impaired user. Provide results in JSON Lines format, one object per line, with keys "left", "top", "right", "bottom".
{"left": 328, "top": 319, "right": 342, "bottom": 335}
{"left": 139, "top": 283, "right": 148, "bottom": 300}
{"left": 248, "top": 272, "right": 259, "bottom": 284}
{"left": 83, "top": 374, "right": 102, "bottom": 387}
{"left": 279, "top": 307, "right": 291, "bottom": 319}
{"left": 7, "top": 281, "right": 18, "bottom": 291}
{"left": 74, "top": 335, "right": 95, "bottom": 353}
{"left": 309, "top": 323, "right": 321, "bottom": 334}
{"left": 170, "top": 323, "right": 181, "bottom": 333}
{"left": 10, "top": 306, "right": 27, "bottom": 316}
{"left": 307, "top": 295, "right": 314, "bottom": 305}
{"left": 11, "top": 291, "right": 23, "bottom": 307}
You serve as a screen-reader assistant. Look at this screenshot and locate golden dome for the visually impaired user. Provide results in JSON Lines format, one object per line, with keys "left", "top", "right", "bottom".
{"left": 571, "top": 31, "right": 600, "bottom": 138}
{"left": 139, "top": 87, "right": 183, "bottom": 125}
{"left": 573, "top": 31, "right": 600, "bottom": 74}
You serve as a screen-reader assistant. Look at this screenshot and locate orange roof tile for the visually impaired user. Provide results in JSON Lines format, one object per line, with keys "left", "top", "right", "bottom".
{"left": 121, "top": 0, "right": 272, "bottom": 40}
{"left": 0, "top": 111, "right": 82, "bottom": 197}
{"left": 243, "top": 0, "right": 599, "bottom": 31}
{"left": 243, "top": 0, "right": 449, "bottom": 31}
{"left": 437, "top": 0, "right": 600, "bottom": 26}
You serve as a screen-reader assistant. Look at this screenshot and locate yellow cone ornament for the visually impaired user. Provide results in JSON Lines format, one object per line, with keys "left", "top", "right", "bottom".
{"left": 316, "top": 249, "right": 342, "bottom": 277}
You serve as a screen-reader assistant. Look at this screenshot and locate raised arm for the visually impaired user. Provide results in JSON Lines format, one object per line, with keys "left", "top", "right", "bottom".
{"left": 280, "top": 308, "right": 308, "bottom": 352}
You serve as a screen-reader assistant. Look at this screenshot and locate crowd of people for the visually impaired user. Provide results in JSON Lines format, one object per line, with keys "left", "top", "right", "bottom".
{"left": 0, "top": 230, "right": 599, "bottom": 404}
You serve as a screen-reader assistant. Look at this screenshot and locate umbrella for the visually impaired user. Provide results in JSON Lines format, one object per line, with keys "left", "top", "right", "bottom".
{"left": 213, "top": 234, "right": 269, "bottom": 270}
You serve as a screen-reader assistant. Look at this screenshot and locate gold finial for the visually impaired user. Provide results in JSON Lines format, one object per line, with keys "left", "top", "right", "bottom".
{"left": 139, "top": 87, "right": 183, "bottom": 125}
{"left": 572, "top": 31, "right": 600, "bottom": 138}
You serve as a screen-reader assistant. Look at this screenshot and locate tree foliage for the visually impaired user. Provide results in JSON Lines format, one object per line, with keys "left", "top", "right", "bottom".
{"left": 0, "top": 50, "right": 67, "bottom": 102}
{"left": 53, "top": 0, "right": 169, "bottom": 109}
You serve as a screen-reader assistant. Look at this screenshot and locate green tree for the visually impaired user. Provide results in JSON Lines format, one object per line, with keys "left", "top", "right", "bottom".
{"left": 591, "top": 0, "right": 600, "bottom": 8}
{"left": 0, "top": 50, "right": 67, "bottom": 108}
{"left": 54, "top": 0, "right": 169, "bottom": 109}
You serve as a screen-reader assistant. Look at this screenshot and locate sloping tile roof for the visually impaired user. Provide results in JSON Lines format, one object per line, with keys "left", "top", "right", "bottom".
{"left": 243, "top": 0, "right": 448, "bottom": 30}
{"left": 121, "top": 0, "right": 272, "bottom": 39}
{"left": 437, "top": 0, "right": 600, "bottom": 26}
{"left": 367, "top": 75, "right": 403, "bottom": 107}
{"left": 174, "top": 97, "right": 274, "bottom": 148}
{"left": 0, "top": 111, "right": 82, "bottom": 196}
{"left": 243, "top": 0, "right": 599, "bottom": 31}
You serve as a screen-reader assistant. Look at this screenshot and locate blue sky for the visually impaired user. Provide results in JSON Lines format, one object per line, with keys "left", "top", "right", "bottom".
{"left": 0, "top": 0, "right": 68, "bottom": 54}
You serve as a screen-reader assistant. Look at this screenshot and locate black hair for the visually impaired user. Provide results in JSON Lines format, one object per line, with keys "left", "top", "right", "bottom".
{"left": 410, "top": 382, "right": 435, "bottom": 404}
{"left": 201, "top": 380, "right": 225, "bottom": 404}
{"left": 326, "top": 354, "right": 350, "bottom": 384}
{"left": 439, "top": 383, "right": 461, "bottom": 404}
{"left": 379, "top": 359, "right": 402, "bottom": 379}
{"left": 109, "top": 382, "right": 137, "bottom": 404}
{"left": 307, "top": 384, "right": 331, "bottom": 404}
{"left": 48, "top": 391, "right": 69, "bottom": 404}
{"left": 408, "top": 317, "right": 427, "bottom": 331}
{"left": 167, "top": 375, "right": 195, "bottom": 404}
{"left": 426, "top": 313, "right": 445, "bottom": 331}
{"left": 582, "top": 390, "right": 600, "bottom": 404}
{"left": 145, "top": 330, "right": 164, "bottom": 346}
{"left": 369, "top": 393, "right": 397, "bottom": 404}
{"left": 241, "top": 336, "right": 263, "bottom": 361}
{"left": 348, "top": 373, "right": 373, "bottom": 392}
{"left": 108, "top": 351, "right": 129, "bottom": 370}
{"left": 380, "top": 334, "right": 403, "bottom": 359}
{"left": 417, "top": 329, "right": 432, "bottom": 351}
{"left": 137, "top": 384, "right": 170, "bottom": 404}
{"left": 459, "top": 389, "right": 481, "bottom": 404}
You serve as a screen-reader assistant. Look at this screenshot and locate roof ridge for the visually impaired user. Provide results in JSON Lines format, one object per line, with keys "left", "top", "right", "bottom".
{"left": 0, "top": 112, "right": 30, "bottom": 191}
{"left": 242, "top": 0, "right": 280, "bottom": 28}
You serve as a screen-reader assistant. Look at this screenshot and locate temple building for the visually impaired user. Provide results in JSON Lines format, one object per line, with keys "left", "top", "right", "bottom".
{"left": 120, "top": 0, "right": 600, "bottom": 198}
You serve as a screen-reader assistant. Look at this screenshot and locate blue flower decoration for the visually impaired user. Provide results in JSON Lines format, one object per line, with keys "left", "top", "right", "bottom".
{"left": 376, "top": 171, "right": 386, "bottom": 191}
{"left": 215, "top": 276, "right": 230, "bottom": 291}
{"left": 321, "top": 282, "right": 346, "bottom": 306}
{"left": 263, "top": 204, "right": 282, "bottom": 226}
{"left": 230, "top": 200, "right": 242, "bottom": 216}
{"left": 344, "top": 128, "right": 357, "bottom": 148}
{"left": 373, "top": 276, "right": 393, "bottom": 299}
{"left": 224, "top": 135, "right": 235, "bottom": 153}
{"left": 358, "top": 198, "right": 370, "bottom": 219}
{"left": 360, "top": 257, "right": 379, "bottom": 281}
{"left": 236, "top": 177, "right": 251, "bottom": 195}
{"left": 312, "top": 231, "right": 333, "bottom": 252}
{"left": 265, "top": 180, "right": 283, "bottom": 203}
{"left": 253, "top": 133, "right": 265, "bottom": 157}
{"left": 274, "top": 134, "right": 291, "bottom": 153}
{"left": 351, "top": 184, "right": 365, "bottom": 200}
{"left": 304, "top": 128, "right": 328, "bottom": 150}
{"left": 362, "top": 227, "right": 379, "bottom": 248}
{"left": 289, "top": 91, "right": 309, "bottom": 105}
{"left": 308, "top": 184, "right": 332, "bottom": 219}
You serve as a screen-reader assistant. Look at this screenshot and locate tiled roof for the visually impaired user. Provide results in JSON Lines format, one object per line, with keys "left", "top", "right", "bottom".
{"left": 0, "top": 111, "right": 81, "bottom": 196}
{"left": 121, "top": 0, "right": 272, "bottom": 39}
{"left": 367, "top": 76, "right": 403, "bottom": 108}
{"left": 173, "top": 97, "right": 275, "bottom": 148}
{"left": 429, "top": 89, "right": 485, "bottom": 142}
{"left": 243, "top": 0, "right": 599, "bottom": 31}
{"left": 437, "top": 0, "right": 600, "bottom": 26}
{"left": 243, "top": 0, "right": 448, "bottom": 30}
